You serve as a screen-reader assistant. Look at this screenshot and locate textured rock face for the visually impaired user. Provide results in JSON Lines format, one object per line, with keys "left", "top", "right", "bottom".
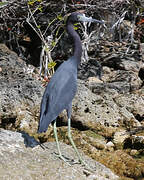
{"left": 0, "top": 44, "right": 120, "bottom": 179}
{"left": 73, "top": 80, "right": 122, "bottom": 127}
{"left": 0, "top": 44, "right": 44, "bottom": 131}
{"left": 0, "top": 32, "right": 144, "bottom": 179}
{"left": 0, "top": 42, "right": 143, "bottom": 131}
{"left": 0, "top": 129, "right": 119, "bottom": 180}
{"left": 71, "top": 79, "right": 142, "bottom": 128}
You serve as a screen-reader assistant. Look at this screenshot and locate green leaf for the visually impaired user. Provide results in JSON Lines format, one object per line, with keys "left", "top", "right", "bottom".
{"left": 37, "top": 25, "right": 41, "bottom": 29}
{"left": 28, "top": 0, "right": 35, "bottom": 6}
{"left": 74, "top": 26, "right": 78, "bottom": 30}
{"left": 38, "top": 6, "right": 43, "bottom": 12}
{"left": 57, "top": 14, "right": 63, "bottom": 21}
{"left": 48, "top": 61, "right": 56, "bottom": 69}
{"left": 74, "top": 23, "right": 79, "bottom": 30}
{"left": 0, "top": 2, "right": 8, "bottom": 6}
{"left": 51, "top": 40, "right": 56, "bottom": 47}
{"left": 44, "top": 46, "right": 49, "bottom": 51}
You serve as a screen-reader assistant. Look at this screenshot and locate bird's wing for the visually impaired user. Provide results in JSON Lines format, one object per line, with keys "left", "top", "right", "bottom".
{"left": 38, "top": 91, "right": 49, "bottom": 133}
{"left": 51, "top": 72, "right": 77, "bottom": 112}
{"left": 38, "top": 67, "right": 77, "bottom": 133}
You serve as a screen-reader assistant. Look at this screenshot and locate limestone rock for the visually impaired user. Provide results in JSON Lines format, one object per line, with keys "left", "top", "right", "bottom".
{"left": 0, "top": 129, "right": 119, "bottom": 180}
{"left": 113, "top": 130, "right": 129, "bottom": 149}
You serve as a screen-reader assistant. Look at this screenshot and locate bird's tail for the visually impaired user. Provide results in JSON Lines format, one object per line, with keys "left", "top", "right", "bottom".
{"left": 37, "top": 114, "right": 51, "bottom": 133}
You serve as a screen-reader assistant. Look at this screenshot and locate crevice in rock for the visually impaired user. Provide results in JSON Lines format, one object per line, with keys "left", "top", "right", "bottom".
{"left": 124, "top": 137, "right": 144, "bottom": 150}
{"left": 134, "top": 114, "right": 144, "bottom": 122}
{"left": 123, "top": 138, "right": 132, "bottom": 149}
{"left": 138, "top": 67, "right": 144, "bottom": 87}
{"left": 84, "top": 107, "right": 90, "bottom": 113}
{"left": 71, "top": 120, "right": 89, "bottom": 131}
{"left": 0, "top": 117, "right": 17, "bottom": 130}
{"left": 138, "top": 68, "right": 144, "bottom": 81}
{"left": 55, "top": 116, "right": 89, "bottom": 131}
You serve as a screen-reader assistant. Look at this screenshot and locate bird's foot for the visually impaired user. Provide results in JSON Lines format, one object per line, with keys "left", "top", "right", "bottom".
{"left": 79, "top": 159, "right": 95, "bottom": 173}
{"left": 54, "top": 153, "right": 76, "bottom": 166}
{"left": 58, "top": 154, "right": 71, "bottom": 162}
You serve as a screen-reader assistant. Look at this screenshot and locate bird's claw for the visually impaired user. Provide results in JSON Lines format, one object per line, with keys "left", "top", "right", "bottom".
{"left": 54, "top": 152, "right": 94, "bottom": 172}
{"left": 54, "top": 152, "right": 76, "bottom": 166}
{"left": 78, "top": 159, "right": 95, "bottom": 173}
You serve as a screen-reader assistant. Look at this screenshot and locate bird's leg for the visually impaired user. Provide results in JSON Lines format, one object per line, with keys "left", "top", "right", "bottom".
{"left": 53, "top": 120, "right": 72, "bottom": 164}
{"left": 53, "top": 120, "right": 62, "bottom": 156}
{"left": 67, "top": 106, "right": 93, "bottom": 170}
{"left": 67, "top": 117, "right": 84, "bottom": 164}
{"left": 67, "top": 117, "right": 94, "bottom": 171}
{"left": 67, "top": 105, "right": 84, "bottom": 164}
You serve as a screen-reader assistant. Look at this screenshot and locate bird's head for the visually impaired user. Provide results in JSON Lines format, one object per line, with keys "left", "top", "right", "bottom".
{"left": 67, "top": 12, "right": 104, "bottom": 24}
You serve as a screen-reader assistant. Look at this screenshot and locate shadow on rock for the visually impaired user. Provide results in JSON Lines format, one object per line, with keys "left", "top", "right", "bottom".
{"left": 21, "top": 131, "right": 41, "bottom": 148}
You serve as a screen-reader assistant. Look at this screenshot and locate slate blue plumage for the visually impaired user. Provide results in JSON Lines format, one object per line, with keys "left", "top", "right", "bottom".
{"left": 37, "top": 12, "right": 103, "bottom": 164}
{"left": 38, "top": 56, "right": 77, "bottom": 133}
{"left": 38, "top": 12, "right": 83, "bottom": 133}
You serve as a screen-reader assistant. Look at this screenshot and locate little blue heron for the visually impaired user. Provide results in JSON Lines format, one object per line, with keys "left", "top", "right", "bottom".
{"left": 38, "top": 12, "right": 103, "bottom": 164}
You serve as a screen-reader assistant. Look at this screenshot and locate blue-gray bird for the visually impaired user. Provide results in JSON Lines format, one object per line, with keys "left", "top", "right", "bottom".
{"left": 38, "top": 12, "right": 103, "bottom": 164}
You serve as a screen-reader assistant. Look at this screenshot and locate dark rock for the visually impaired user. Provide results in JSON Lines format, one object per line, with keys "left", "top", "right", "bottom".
{"left": 0, "top": 44, "right": 44, "bottom": 131}
{"left": 78, "top": 59, "right": 102, "bottom": 80}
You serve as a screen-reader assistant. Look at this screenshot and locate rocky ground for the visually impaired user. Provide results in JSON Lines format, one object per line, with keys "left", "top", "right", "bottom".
{"left": 0, "top": 39, "right": 144, "bottom": 179}
{"left": 0, "top": 0, "right": 144, "bottom": 179}
{"left": 0, "top": 129, "right": 119, "bottom": 180}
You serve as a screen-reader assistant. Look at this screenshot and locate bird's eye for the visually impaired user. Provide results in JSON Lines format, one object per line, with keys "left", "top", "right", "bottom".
{"left": 77, "top": 15, "right": 83, "bottom": 21}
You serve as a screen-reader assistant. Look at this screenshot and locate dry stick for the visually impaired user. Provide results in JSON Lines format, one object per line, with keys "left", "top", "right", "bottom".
{"left": 27, "top": 4, "right": 51, "bottom": 76}
{"left": 27, "top": 4, "right": 66, "bottom": 77}
{"left": 80, "top": 15, "right": 104, "bottom": 63}
{"left": 43, "top": 18, "right": 57, "bottom": 36}
{"left": 27, "top": 4, "right": 45, "bottom": 43}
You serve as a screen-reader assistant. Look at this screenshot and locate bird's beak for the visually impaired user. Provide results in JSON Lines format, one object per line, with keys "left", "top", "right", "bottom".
{"left": 78, "top": 15, "right": 104, "bottom": 24}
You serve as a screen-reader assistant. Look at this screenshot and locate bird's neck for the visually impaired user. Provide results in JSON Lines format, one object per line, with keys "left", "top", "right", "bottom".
{"left": 66, "top": 23, "right": 82, "bottom": 65}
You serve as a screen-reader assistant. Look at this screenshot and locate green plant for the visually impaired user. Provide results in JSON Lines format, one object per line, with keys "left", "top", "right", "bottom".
{"left": 27, "top": 2, "right": 65, "bottom": 77}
